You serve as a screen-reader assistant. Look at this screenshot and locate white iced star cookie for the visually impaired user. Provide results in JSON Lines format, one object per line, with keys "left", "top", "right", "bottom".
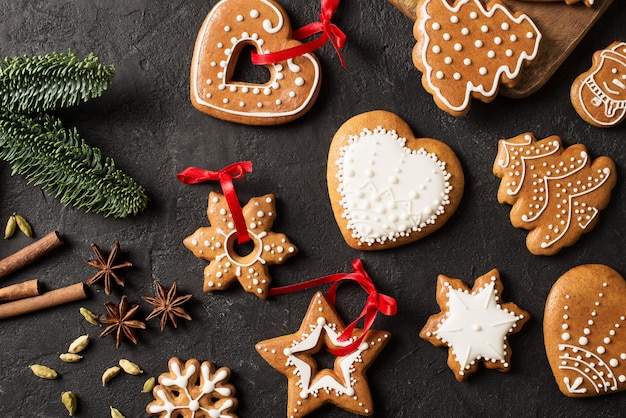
{"left": 420, "top": 269, "right": 529, "bottom": 381}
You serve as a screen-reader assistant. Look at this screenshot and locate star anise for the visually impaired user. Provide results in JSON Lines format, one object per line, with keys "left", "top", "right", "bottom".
{"left": 86, "top": 241, "right": 132, "bottom": 295}
{"left": 99, "top": 295, "right": 146, "bottom": 348}
{"left": 143, "top": 280, "right": 192, "bottom": 331}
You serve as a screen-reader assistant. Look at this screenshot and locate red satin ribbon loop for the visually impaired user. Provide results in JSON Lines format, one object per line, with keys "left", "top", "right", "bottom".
{"left": 268, "top": 259, "right": 397, "bottom": 357}
{"left": 250, "top": 0, "right": 346, "bottom": 68}
{"left": 176, "top": 161, "right": 253, "bottom": 244}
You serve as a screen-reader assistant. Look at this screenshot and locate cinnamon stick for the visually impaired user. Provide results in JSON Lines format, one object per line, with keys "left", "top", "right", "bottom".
{"left": 0, "top": 231, "right": 63, "bottom": 278}
{"left": 0, "top": 279, "right": 40, "bottom": 302}
{"left": 0, "top": 282, "right": 86, "bottom": 320}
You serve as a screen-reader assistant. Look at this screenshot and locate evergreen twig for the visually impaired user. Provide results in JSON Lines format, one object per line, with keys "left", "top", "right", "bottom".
{"left": 0, "top": 51, "right": 115, "bottom": 113}
{"left": 0, "top": 110, "right": 148, "bottom": 218}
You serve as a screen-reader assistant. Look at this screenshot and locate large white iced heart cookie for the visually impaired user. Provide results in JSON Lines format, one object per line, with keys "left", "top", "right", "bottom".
{"left": 327, "top": 111, "right": 464, "bottom": 250}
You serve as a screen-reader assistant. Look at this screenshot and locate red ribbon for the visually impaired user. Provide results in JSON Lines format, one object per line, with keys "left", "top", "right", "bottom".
{"left": 250, "top": 0, "right": 346, "bottom": 68}
{"left": 176, "top": 161, "right": 253, "bottom": 244}
{"left": 269, "top": 259, "right": 397, "bottom": 356}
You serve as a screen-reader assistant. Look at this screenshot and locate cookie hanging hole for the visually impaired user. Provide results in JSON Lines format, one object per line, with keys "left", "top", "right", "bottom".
{"left": 312, "top": 348, "right": 338, "bottom": 372}
{"left": 229, "top": 44, "right": 272, "bottom": 85}
{"left": 232, "top": 238, "right": 255, "bottom": 257}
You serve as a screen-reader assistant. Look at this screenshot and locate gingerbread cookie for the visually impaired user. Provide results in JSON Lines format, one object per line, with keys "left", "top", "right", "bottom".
{"left": 256, "top": 291, "right": 390, "bottom": 417}
{"left": 420, "top": 269, "right": 529, "bottom": 381}
{"left": 183, "top": 192, "right": 297, "bottom": 298}
{"left": 544, "top": 265, "right": 626, "bottom": 397}
{"left": 571, "top": 41, "right": 626, "bottom": 128}
{"left": 412, "top": 0, "right": 541, "bottom": 116}
{"left": 493, "top": 133, "right": 616, "bottom": 256}
{"left": 190, "top": 0, "right": 321, "bottom": 125}
{"left": 146, "top": 357, "right": 237, "bottom": 417}
{"left": 327, "top": 111, "right": 464, "bottom": 250}
{"left": 522, "top": 0, "right": 594, "bottom": 7}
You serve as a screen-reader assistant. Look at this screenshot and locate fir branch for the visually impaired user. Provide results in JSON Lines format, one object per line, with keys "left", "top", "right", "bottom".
{"left": 0, "top": 51, "right": 115, "bottom": 113}
{"left": 0, "top": 110, "right": 148, "bottom": 218}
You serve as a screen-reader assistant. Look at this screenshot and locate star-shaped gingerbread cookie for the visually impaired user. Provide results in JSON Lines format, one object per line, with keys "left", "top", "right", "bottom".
{"left": 420, "top": 269, "right": 529, "bottom": 381}
{"left": 256, "top": 291, "right": 390, "bottom": 417}
{"left": 183, "top": 191, "right": 297, "bottom": 299}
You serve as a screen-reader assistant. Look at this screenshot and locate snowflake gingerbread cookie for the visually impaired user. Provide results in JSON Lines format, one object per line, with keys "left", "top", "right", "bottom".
{"left": 256, "top": 291, "right": 390, "bottom": 417}
{"left": 544, "top": 265, "right": 626, "bottom": 398}
{"left": 493, "top": 133, "right": 616, "bottom": 256}
{"left": 412, "top": 0, "right": 541, "bottom": 116}
{"left": 420, "top": 269, "right": 529, "bottom": 381}
{"left": 183, "top": 191, "right": 297, "bottom": 299}
{"left": 146, "top": 357, "right": 237, "bottom": 417}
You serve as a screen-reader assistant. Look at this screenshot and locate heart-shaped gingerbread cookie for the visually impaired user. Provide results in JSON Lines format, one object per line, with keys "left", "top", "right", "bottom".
{"left": 327, "top": 111, "right": 464, "bottom": 250}
{"left": 190, "top": 0, "right": 321, "bottom": 125}
{"left": 545, "top": 264, "right": 626, "bottom": 397}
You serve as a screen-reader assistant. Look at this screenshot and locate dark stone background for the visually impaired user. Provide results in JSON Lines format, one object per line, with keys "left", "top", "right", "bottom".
{"left": 0, "top": 0, "right": 625, "bottom": 416}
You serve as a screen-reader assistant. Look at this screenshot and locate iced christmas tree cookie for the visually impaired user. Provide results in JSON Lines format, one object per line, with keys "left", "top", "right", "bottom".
{"left": 420, "top": 269, "right": 529, "bottom": 381}
{"left": 571, "top": 41, "right": 626, "bottom": 128}
{"left": 327, "top": 111, "right": 464, "bottom": 250}
{"left": 412, "top": 0, "right": 541, "bottom": 116}
{"left": 544, "top": 265, "right": 626, "bottom": 397}
{"left": 493, "top": 133, "right": 616, "bottom": 255}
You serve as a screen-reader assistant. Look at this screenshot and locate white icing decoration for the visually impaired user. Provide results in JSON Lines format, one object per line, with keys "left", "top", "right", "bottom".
{"left": 497, "top": 135, "right": 612, "bottom": 249}
{"left": 336, "top": 127, "right": 452, "bottom": 246}
{"left": 191, "top": 0, "right": 320, "bottom": 120}
{"left": 435, "top": 281, "right": 519, "bottom": 369}
{"left": 147, "top": 362, "right": 234, "bottom": 417}
{"left": 416, "top": 0, "right": 542, "bottom": 113}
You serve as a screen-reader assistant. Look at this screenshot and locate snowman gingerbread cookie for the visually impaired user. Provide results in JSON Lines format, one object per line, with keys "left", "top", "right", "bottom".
{"left": 571, "top": 41, "right": 626, "bottom": 128}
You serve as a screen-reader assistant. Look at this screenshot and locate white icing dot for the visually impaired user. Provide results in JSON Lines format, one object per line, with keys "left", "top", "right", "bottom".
{"left": 487, "top": 50, "right": 496, "bottom": 58}
{"left": 479, "top": 67, "right": 487, "bottom": 75}
{"left": 579, "top": 336, "right": 589, "bottom": 346}
{"left": 453, "top": 43, "right": 463, "bottom": 52}
{"left": 481, "top": 25, "right": 489, "bottom": 33}
{"left": 224, "top": 25, "right": 231, "bottom": 32}
{"left": 501, "top": 22, "right": 510, "bottom": 30}
{"left": 443, "top": 33, "right": 451, "bottom": 41}
{"left": 469, "top": 11, "right": 478, "bottom": 19}
{"left": 463, "top": 58, "right": 471, "bottom": 66}
{"left": 453, "top": 72, "right": 461, "bottom": 80}
{"left": 494, "top": 36, "right": 502, "bottom": 45}
{"left": 461, "top": 28, "right": 469, "bottom": 35}
{"left": 295, "top": 77, "right": 305, "bottom": 86}
{"left": 236, "top": 14, "right": 244, "bottom": 22}
{"left": 436, "top": 71, "right": 444, "bottom": 79}
{"left": 510, "top": 34, "right": 517, "bottom": 42}
{"left": 610, "top": 359, "right": 619, "bottom": 367}
{"left": 474, "top": 40, "right": 483, "bottom": 48}
{"left": 561, "top": 332, "right": 570, "bottom": 341}
{"left": 450, "top": 15, "right": 459, "bottom": 23}
{"left": 620, "top": 375, "right": 626, "bottom": 383}
{"left": 506, "top": 49, "right": 513, "bottom": 57}
{"left": 432, "top": 45, "right": 441, "bottom": 54}
{"left": 444, "top": 56, "right": 452, "bottom": 64}
{"left": 432, "top": 22, "right": 441, "bottom": 30}
{"left": 526, "top": 32, "right": 534, "bottom": 39}
{"left": 250, "top": 9, "right": 259, "bottom": 18}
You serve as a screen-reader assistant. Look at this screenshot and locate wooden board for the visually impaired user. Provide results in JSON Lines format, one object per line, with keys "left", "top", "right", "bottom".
{"left": 388, "top": 0, "right": 614, "bottom": 98}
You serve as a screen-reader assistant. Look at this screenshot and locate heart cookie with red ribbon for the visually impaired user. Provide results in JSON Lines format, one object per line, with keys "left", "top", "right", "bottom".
{"left": 327, "top": 110, "right": 464, "bottom": 250}
{"left": 190, "top": 0, "right": 321, "bottom": 125}
{"left": 544, "top": 264, "right": 626, "bottom": 397}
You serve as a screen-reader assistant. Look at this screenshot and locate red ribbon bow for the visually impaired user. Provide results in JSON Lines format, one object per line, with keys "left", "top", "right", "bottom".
{"left": 176, "top": 161, "right": 253, "bottom": 244}
{"left": 269, "top": 259, "right": 397, "bottom": 356}
{"left": 251, "top": 0, "right": 347, "bottom": 68}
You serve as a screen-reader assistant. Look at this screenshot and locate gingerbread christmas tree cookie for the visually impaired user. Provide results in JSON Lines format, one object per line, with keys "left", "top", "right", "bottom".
{"left": 184, "top": 191, "right": 297, "bottom": 299}
{"left": 420, "top": 269, "right": 529, "bottom": 381}
{"left": 493, "top": 133, "right": 616, "bottom": 256}
{"left": 256, "top": 291, "right": 390, "bottom": 417}
{"left": 412, "top": 0, "right": 541, "bottom": 116}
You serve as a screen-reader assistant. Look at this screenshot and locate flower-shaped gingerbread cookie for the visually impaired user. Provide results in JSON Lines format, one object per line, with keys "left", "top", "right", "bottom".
{"left": 571, "top": 41, "right": 626, "bottom": 128}
{"left": 146, "top": 357, "right": 237, "bottom": 417}
{"left": 256, "top": 291, "right": 390, "bottom": 417}
{"left": 413, "top": 0, "right": 541, "bottom": 116}
{"left": 190, "top": 0, "right": 321, "bottom": 125}
{"left": 420, "top": 269, "right": 529, "bottom": 381}
{"left": 184, "top": 192, "right": 297, "bottom": 299}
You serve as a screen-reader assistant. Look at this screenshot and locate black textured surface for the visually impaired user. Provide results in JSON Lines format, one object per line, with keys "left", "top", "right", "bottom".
{"left": 0, "top": 0, "right": 626, "bottom": 417}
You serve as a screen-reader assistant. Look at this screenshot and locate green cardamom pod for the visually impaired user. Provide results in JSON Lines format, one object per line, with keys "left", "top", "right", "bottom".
{"left": 110, "top": 406, "right": 125, "bottom": 418}
{"left": 29, "top": 364, "right": 58, "bottom": 379}
{"left": 68, "top": 335, "right": 89, "bottom": 354}
{"left": 141, "top": 376, "right": 156, "bottom": 393}
{"left": 4, "top": 214, "right": 16, "bottom": 239}
{"left": 61, "top": 391, "right": 77, "bottom": 416}
{"left": 119, "top": 359, "right": 143, "bottom": 375}
{"left": 59, "top": 353, "right": 83, "bottom": 363}
{"left": 102, "top": 366, "right": 121, "bottom": 386}
{"left": 14, "top": 214, "right": 33, "bottom": 237}
{"left": 79, "top": 307, "right": 101, "bottom": 326}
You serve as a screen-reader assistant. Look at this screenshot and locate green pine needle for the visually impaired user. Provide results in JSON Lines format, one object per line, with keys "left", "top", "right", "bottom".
{"left": 0, "top": 51, "right": 115, "bottom": 113}
{"left": 0, "top": 110, "right": 148, "bottom": 218}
